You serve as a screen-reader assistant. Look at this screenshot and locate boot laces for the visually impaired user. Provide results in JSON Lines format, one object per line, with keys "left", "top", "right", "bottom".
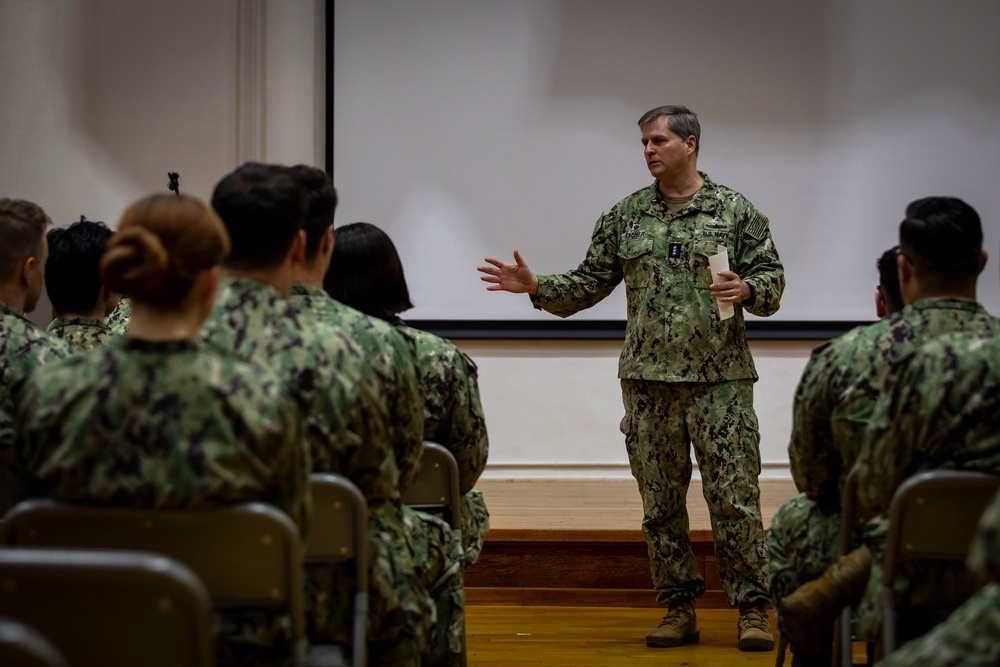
{"left": 658, "top": 604, "right": 694, "bottom": 630}
{"left": 739, "top": 606, "right": 769, "bottom": 633}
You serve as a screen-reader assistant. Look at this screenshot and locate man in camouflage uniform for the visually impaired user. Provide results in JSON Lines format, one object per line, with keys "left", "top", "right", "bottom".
{"left": 775, "top": 198, "right": 997, "bottom": 661}
{"left": 44, "top": 218, "right": 117, "bottom": 351}
{"left": 0, "top": 198, "right": 70, "bottom": 514}
{"left": 287, "top": 165, "right": 464, "bottom": 666}
{"left": 479, "top": 105, "right": 783, "bottom": 651}
{"left": 200, "top": 163, "right": 432, "bottom": 667}
{"left": 880, "top": 471, "right": 1000, "bottom": 666}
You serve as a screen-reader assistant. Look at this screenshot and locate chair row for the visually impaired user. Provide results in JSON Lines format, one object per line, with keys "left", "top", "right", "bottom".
{"left": 0, "top": 442, "right": 463, "bottom": 667}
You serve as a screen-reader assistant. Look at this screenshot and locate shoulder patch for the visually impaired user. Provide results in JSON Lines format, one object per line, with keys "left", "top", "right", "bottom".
{"left": 744, "top": 211, "right": 769, "bottom": 241}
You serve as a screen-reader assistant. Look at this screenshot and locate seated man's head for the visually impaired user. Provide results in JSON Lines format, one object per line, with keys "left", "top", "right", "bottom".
{"left": 897, "top": 197, "right": 986, "bottom": 305}
{"left": 875, "top": 246, "right": 904, "bottom": 318}
{"left": 0, "top": 198, "right": 52, "bottom": 313}
{"left": 46, "top": 219, "right": 117, "bottom": 320}
{"left": 210, "top": 162, "right": 308, "bottom": 296}
{"left": 287, "top": 165, "right": 338, "bottom": 283}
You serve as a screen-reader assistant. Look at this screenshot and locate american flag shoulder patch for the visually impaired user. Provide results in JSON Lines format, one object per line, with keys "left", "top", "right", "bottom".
{"left": 745, "top": 211, "right": 769, "bottom": 240}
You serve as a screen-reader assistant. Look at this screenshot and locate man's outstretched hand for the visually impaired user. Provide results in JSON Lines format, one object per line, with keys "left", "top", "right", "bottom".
{"left": 478, "top": 250, "right": 539, "bottom": 295}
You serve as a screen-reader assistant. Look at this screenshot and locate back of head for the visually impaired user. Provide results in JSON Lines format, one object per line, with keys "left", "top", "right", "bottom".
{"left": 210, "top": 162, "right": 306, "bottom": 271}
{"left": 325, "top": 222, "right": 413, "bottom": 321}
{"left": 637, "top": 105, "right": 701, "bottom": 154}
{"left": 101, "top": 194, "right": 230, "bottom": 306}
{"left": 0, "top": 198, "right": 51, "bottom": 284}
{"left": 899, "top": 197, "right": 983, "bottom": 287}
{"left": 287, "top": 165, "right": 338, "bottom": 262}
{"left": 876, "top": 246, "right": 904, "bottom": 315}
{"left": 46, "top": 219, "right": 113, "bottom": 315}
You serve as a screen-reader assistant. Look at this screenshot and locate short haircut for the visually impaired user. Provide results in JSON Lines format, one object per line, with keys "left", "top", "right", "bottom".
{"left": 210, "top": 162, "right": 306, "bottom": 270}
{"left": 637, "top": 105, "right": 701, "bottom": 154}
{"left": 0, "top": 198, "right": 51, "bottom": 283}
{"left": 876, "top": 246, "right": 903, "bottom": 314}
{"left": 46, "top": 219, "right": 113, "bottom": 314}
{"left": 899, "top": 197, "right": 983, "bottom": 281}
{"left": 324, "top": 222, "right": 413, "bottom": 322}
{"left": 101, "top": 194, "right": 230, "bottom": 305}
{"left": 287, "top": 165, "right": 338, "bottom": 261}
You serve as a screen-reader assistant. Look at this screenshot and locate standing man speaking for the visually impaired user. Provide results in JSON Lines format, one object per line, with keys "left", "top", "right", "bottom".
{"left": 479, "top": 106, "right": 784, "bottom": 651}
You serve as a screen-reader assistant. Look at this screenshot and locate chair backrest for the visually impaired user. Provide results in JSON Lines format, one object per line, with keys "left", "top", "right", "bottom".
{"left": 401, "top": 442, "right": 462, "bottom": 531}
{"left": 306, "top": 473, "right": 368, "bottom": 667}
{"left": 881, "top": 470, "right": 1000, "bottom": 653}
{"left": 0, "top": 500, "right": 304, "bottom": 643}
{"left": 0, "top": 619, "right": 70, "bottom": 667}
{"left": 0, "top": 548, "right": 214, "bottom": 667}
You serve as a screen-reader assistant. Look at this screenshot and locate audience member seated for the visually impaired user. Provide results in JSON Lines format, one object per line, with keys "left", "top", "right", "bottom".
{"left": 12, "top": 193, "right": 309, "bottom": 667}
{"left": 200, "top": 162, "right": 434, "bottom": 667}
{"left": 776, "top": 197, "right": 998, "bottom": 661}
{"left": 0, "top": 198, "right": 69, "bottom": 514}
{"left": 44, "top": 217, "right": 118, "bottom": 351}
{"left": 326, "top": 222, "right": 491, "bottom": 568}
{"left": 284, "top": 167, "right": 464, "bottom": 666}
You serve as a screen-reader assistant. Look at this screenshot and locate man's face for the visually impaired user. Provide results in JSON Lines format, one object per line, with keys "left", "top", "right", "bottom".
{"left": 23, "top": 234, "right": 48, "bottom": 313}
{"left": 641, "top": 116, "right": 694, "bottom": 181}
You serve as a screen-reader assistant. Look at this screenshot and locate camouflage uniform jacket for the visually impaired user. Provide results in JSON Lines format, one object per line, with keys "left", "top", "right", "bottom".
{"left": 290, "top": 284, "right": 425, "bottom": 491}
{"left": 0, "top": 302, "right": 70, "bottom": 457}
{"left": 857, "top": 330, "right": 1000, "bottom": 514}
{"left": 104, "top": 296, "right": 131, "bottom": 335}
{"left": 201, "top": 277, "right": 397, "bottom": 507}
{"left": 12, "top": 336, "right": 310, "bottom": 534}
{"left": 789, "top": 297, "right": 998, "bottom": 506}
{"left": 530, "top": 173, "right": 784, "bottom": 382}
{"left": 397, "top": 323, "right": 489, "bottom": 495}
{"left": 46, "top": 315, "right": 115, "bottom": 352}
{"left": 970, "top": 485, "right": 1000, "bottom": 583}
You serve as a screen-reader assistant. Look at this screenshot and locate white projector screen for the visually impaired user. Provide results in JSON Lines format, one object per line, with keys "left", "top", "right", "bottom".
{"left": 330, "top": 0, "right": 1000, "bottom": 331}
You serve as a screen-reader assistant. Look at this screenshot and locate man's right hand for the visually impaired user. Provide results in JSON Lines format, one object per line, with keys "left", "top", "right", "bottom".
{"left": 478, "top": 250, "right": 538, "bottom": 295}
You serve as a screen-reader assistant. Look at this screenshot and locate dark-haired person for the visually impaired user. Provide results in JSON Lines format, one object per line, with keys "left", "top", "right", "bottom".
{"left": 326, "top": 221, "right": 483, "bottom": 666}
{"left": 200, "top": 162, "right": 431, "bottom": 667}
{"left": 478, "top": 105, "right": 782, "bottom": 650}
{"left": 45, "top": 218, "right": 118, "bottom": 351}
{"left": 774, "top": 197, "right": 998, "bottom": 663}
{"left": 0, "top": 198, "right": 69, "bottom": 513}
{"left": 875, "top": 246, "right": 904, "bottom": 318}
{"left": 12, "top": 194, "right": 309, "bottom": 666}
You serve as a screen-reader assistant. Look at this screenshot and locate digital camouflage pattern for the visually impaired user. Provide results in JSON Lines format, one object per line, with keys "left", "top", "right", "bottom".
{"left": 398, "top": 323, "right": 491, "bottom": 564}
{"left": 201, "top": 277, "right": 430, "bottom": 666}
{"left": 621, "top": 378, "right": 770, "bottom": 607}
{"left": 767, "top": 493, "right": 841, "bottom": 609}
{"left": 970, "top": 487, "right": 1000, "bottom": 582}
{"left": 0, "top": 301, "right": 69, "bottom": 512}
{"left": 46, "top": 315, "right": 115, "bottom": 352}
{"left": 850, "top": 329, "right": 1000, "bottom": 642}
{"left": 531, "top": 173, "right": 784, "bottom": 383}
{"left": 12, "top": 336, "right": 309, "bottom": 666}
{"left": 289, "top": 285, "right": 464, "bottom": 664}
{"left": 104, "top": 296, "right": 131, "bottom": 334}
{"left": 290, "top": 284, "right": 424, "bottom": 491}
{"left": 789, "top": 298, "right": 999, "bottom": 508}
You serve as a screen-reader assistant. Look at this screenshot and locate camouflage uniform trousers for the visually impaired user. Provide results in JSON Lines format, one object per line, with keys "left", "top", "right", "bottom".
{"left": 857, "top": 517, "right": 981, "bottom": 645}
{"left": 461, "top": 489, "right": 490, "bottom": 566}
{"left": 305, "top": 504, "right": 434, "bottom": 667}
{"left": 620, "top": 378, "right": 770, "bottom": 607}
{"left": 767, "top": 492, "right": 842, "bottom": 610}
{"left": 403, "top": 505, "right": 466, "bottom": 667}
{"left": 878, "top": 583, "right": 1000, "bottom": 666}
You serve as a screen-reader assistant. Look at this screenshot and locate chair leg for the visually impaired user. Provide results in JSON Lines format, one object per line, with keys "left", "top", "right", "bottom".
{"left": 774, "top": 632, "right": 788, "bottom": 667}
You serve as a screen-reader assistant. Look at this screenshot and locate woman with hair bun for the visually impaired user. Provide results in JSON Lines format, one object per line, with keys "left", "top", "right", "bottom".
{"left": 13, "top": 194, "right": 309, "bottom": 667}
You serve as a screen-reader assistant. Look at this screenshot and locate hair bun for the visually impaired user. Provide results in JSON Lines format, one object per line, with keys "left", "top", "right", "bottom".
{"left": 100, "top": 226, "right": 171, "bottom": 299}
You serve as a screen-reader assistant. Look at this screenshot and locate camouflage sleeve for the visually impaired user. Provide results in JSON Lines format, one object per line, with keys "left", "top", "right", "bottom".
{"left": 530, "top": 211, "right": 623, "bottom": 318}
{"left": 267, "top": 394, "right": 312, "bottom": 539}
{"left": 429, "top": 350, "right": 489, "bottom": 494}
{"left": 787, "top": 342, "right": 844, "bottom": 505}
{"left": 733, "top": 204, "right": 784, "bottom": 317}
{"left": 386, "top": 330, "right": 426, "bottom": 493}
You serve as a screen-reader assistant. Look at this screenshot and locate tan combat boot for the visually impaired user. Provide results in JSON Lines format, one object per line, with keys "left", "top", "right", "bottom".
{"left": 645, "top": 600, "right": 699, "bottom": 648}
{"left": 777, "top": 545, "right": 873, "bottom": 657}
{"left": 737, "top": 602, "right": 775, "bottom": 651}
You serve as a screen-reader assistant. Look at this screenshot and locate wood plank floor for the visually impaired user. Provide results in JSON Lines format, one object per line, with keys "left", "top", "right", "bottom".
{"left": 474, "top": 478, "right": 799, "bottom": 534}
{"left": 467, "top": 605, "right": 781, "bottom": 666}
